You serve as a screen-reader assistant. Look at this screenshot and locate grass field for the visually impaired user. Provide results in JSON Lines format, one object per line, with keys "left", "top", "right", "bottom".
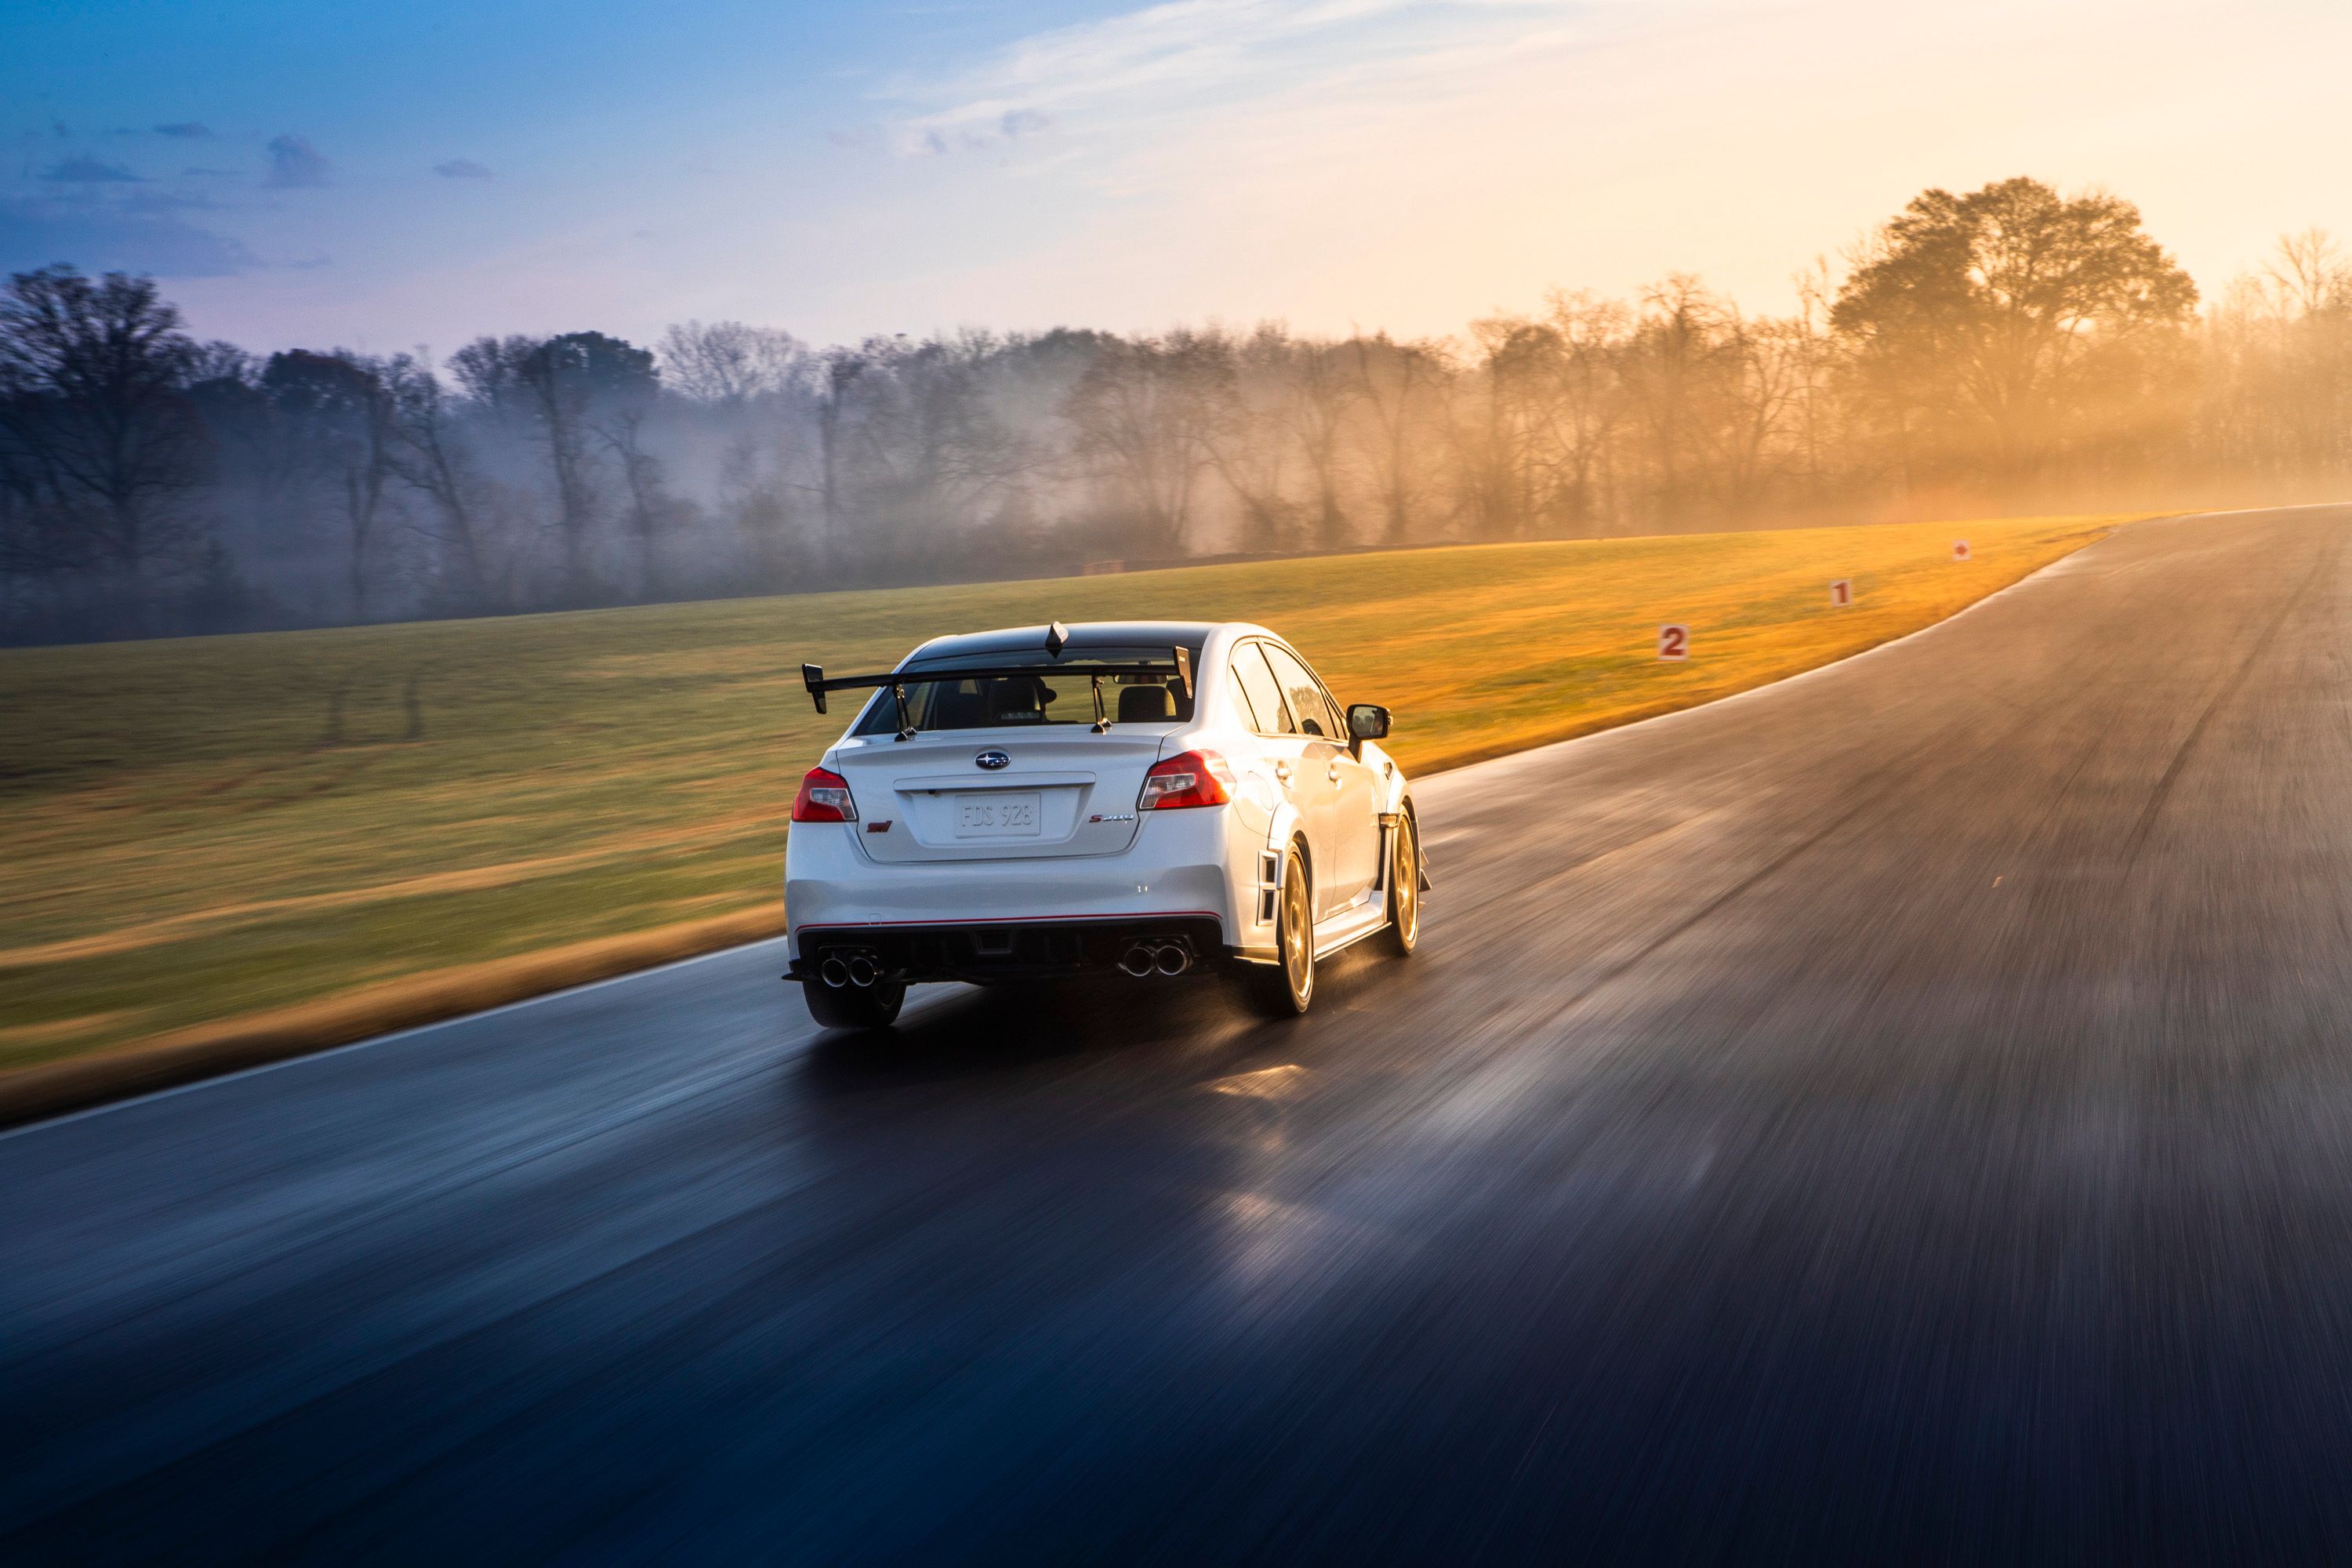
{"left": 0, "top": 514, "right": 2129, "bottom": 1092}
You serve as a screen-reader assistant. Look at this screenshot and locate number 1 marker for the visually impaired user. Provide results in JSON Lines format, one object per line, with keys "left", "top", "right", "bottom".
{"left": 1658, "top": 624, "right": 1689, "bottom": 661}
{"left": 1829, "top": 579, "right": 1853, "bottom": 607}
{"left": 1952, "top": 540, "right": 1971, "bottom": 561}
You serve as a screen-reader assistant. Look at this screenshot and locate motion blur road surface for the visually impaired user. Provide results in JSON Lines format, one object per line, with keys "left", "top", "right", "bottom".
{"left": 9, "top": 506, "right": 2352, "bottom": 1562}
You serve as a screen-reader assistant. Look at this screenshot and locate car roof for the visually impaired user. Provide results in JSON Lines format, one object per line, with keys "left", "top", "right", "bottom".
{"left": 904, "top": 621, "right": 1240, "bottom": 663}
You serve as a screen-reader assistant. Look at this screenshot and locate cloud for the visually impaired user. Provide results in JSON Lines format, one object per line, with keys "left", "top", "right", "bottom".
{"left": 0, "top": 195, "right": 259, "bottom": 278}
{"left": 433, "top": 158, "right": 494, "bottom": 180}
{"left": 41, "top": 156, "right": 142, "bottom": 183}
{"left": 154, "top": 122, "right": 212, "bottom": 139}
{"left": 902, "top": 105, "right": 1054, "bottom": 157}
{"left": 877, "top": 0, "right": 1532, "bottom": 155}
{"left": 263, "top": 133, "right": 331, "bottom": 188}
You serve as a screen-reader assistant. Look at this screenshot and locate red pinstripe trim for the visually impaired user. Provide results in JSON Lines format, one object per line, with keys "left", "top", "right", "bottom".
{"left": 799, "top": 910, "right": 1222, "bottom": 931}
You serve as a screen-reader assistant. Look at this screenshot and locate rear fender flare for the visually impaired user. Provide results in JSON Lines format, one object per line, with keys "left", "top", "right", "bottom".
{"left": 1265, "top": 799, "right": 1308, "bottom": 866}
{"left": 1247, "top": 804, "right": 1310, "bottom": 948}
{"left": 1380, "top": 768, "right": 1410, "bottom": 817}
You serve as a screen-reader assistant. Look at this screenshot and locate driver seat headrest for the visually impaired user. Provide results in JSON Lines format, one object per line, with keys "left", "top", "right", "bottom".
{"left": 987, "top": 677, "right": 1049, "bottom": 720}
{"left": 1116, "top": 684, "right": 1177, "bottom": 722}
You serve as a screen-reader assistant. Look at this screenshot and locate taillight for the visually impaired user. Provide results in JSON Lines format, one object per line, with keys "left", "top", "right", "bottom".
{"left": 791, "top": 765, "right": 858, "bottom": 822}
{"left": 1138, "top": 749, "right": 1235, "bottom": 811}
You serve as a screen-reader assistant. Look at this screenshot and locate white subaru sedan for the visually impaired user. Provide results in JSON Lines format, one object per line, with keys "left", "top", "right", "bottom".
{"left": 784, "top": 619, "right": 1425, "bottom": 1029}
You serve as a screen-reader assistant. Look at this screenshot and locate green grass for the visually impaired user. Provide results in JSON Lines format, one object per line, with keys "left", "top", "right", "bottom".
{"left": 0, "top": 514, "right": 2126, "bottom": 1076}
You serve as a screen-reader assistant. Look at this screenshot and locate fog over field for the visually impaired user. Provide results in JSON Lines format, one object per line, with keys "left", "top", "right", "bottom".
{"left": 3, "top": 178, "right": 2347, "bottom": 645}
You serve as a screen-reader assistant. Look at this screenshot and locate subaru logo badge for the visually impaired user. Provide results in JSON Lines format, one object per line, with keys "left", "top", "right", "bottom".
{"left": 975, "top": 750, "right": 1011, "bottom": 771}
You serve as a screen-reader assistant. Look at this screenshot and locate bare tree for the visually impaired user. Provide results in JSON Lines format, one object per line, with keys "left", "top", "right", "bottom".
{"left": 1207, "top": 326, "right": 1302, "bottom": 550}
{"left": 1451, "top": 315, "right": 1548, "bottom": 538}
{"left": 2265, "top": 230, "right": 2352, "bottom": 320}
{"left": 596, "top": 401, "right": 686, "bottom": 597}
{"left": 447, "top": 334, "right": 536, "bottom": 407}
{"left": 1345, "top": 332, "right": 1442, "bottom": 545}
{"left": 1528, "top": 291, "right": 1631, "bottom": 528}
{"left": 862, "top": 331, "right": 1028, "bottom": 568}
{"left": 1702, "top": 312, "right": 1808, "bottom": 514}
{"left": 659, "top": 321, "right": 805, "bottom": 403}
{"left": 387, "top": 354, "right": 497, "bottom": 607}
{"left": 261, "top": 349, "right": 401, "bottom": 619}
{"left": 0, "top": 267, "right": 211, "bottom": 614}
{"left": 337, "top": 355, "right": 397, "bottom": 619}
{"left": 1785, "top": 262, "right": 1844, "bottom": 506}
{"left": 510, "top": 332, "right": 657, "bottom": 600}
{"left": 1616, "top": 278, "right": 1726, "bottom": 524}
{"left": 720, "top": 431, "right": 797, "bottom": 588}
{"left": 809, "top": 346, "right": 869, "bottom": 572}
{"left": 1062, "top": 331, "right": 1232, "bottom": 556}
{"left": 1283, "top": 332, "right": 1355, "bottom": 550}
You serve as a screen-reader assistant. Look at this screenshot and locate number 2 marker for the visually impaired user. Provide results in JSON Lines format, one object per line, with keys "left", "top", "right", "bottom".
{"left": 1658, "top": 624, "right": 1689, "bottom": 661}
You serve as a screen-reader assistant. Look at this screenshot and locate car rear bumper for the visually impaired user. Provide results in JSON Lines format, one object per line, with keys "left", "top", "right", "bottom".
{"left": 784, "top": 808, "right": 1268, "bottom": 978}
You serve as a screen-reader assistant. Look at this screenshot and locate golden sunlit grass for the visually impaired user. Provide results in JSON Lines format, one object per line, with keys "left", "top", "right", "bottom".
{"left": 0, "top": 513, "right": 2126, "bottom": 1096}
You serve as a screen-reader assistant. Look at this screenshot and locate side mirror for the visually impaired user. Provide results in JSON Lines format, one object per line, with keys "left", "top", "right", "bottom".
{"left": 1347, "top": 704, "right": 1392, "bottom": 748}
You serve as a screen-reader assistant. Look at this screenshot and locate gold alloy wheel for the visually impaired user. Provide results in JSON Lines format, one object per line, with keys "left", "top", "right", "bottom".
{"left": 1280, "top": 854, "right": 1314, "bottom": 1009}
{"left": 1388, "top": 813, "right": 1419, "bottom": 953}
{"left": 1242, "top": 842, "right": 1316, "bottom": 1018}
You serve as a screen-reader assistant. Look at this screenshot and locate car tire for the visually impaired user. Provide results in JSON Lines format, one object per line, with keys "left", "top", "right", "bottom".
{"left": 1243, "top": 842, "right": 1315, "bottom": 1018}
{"left": 804, "top": 978, "right": 906, "bottom": 1031}
{"left": 1380, "top": 809, "right": 1421, "bottom": 958}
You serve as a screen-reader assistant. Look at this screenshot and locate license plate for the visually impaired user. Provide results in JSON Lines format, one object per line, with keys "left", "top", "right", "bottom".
{"left": 955, "top": 793, "right": 1041, "bottom": 837}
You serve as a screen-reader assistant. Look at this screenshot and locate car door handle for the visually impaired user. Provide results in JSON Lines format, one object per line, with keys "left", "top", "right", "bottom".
{"left": 1326, "top": 763, "right": 1341, "bottom": 782}
{"left": 1274, "top": 762, "right": 1292, "bottom": 782}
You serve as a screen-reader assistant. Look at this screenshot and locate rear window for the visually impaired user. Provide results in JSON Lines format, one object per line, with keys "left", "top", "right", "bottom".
{"left": 850, "top": 642, "right": 1201, "bottom": 735}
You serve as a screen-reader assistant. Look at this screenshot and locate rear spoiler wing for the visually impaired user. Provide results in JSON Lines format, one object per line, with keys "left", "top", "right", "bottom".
{"left": 800, "top": 648, "right": 1195, "bottom": 734}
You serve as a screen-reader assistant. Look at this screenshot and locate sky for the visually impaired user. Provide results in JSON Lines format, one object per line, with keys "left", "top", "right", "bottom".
{"left": 6, "top": 0, "right": 2351, "bottom": 356}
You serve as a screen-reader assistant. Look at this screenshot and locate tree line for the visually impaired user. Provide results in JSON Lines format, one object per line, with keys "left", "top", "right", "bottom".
{"left": 3, "top": 176, "right": 2347, "bottom": 644}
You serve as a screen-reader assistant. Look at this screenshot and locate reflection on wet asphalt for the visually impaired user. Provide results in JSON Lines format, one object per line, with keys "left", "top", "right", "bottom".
{"left": 9, "top": 508, "right": 2352, "bottom": 1560}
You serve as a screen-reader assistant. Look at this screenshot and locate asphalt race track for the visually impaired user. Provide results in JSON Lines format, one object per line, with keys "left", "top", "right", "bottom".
{"left": 11, "top": 506, "right": 2352, "bottom": 1563}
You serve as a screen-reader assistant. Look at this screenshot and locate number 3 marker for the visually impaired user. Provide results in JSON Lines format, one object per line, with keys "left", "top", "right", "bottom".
{"left": 1829, "top": 579, "right": 1853, "bottom": 607}
{"left": 1952, "top": 540, "right": 1971, "bottom": 561}
{"left": 1657, "top": 624, "right": 1689, "bottom": 661}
